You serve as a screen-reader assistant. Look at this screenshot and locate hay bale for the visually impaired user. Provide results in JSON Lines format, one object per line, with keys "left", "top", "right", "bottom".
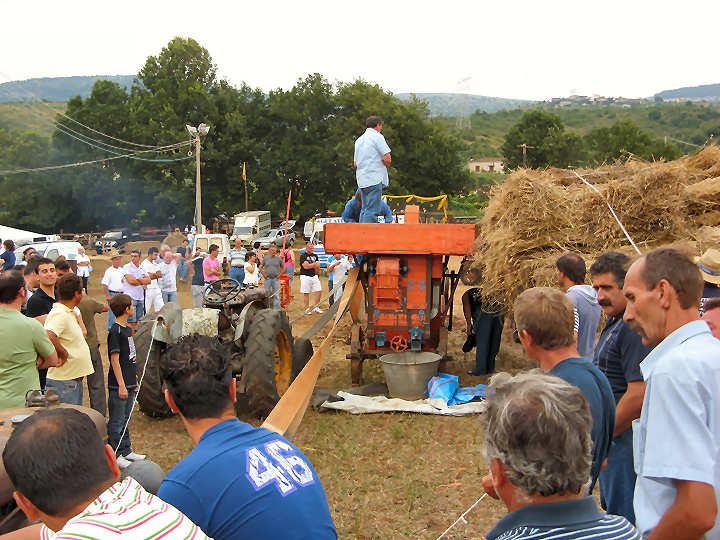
{"left": 694, "top": 226, "right": 720, "bottom": 252}
{"left": 162, "top": 232, "right": 187, "bottom": 249}
{"left": 474, "top": 145, "right": 720, "bottom": 310}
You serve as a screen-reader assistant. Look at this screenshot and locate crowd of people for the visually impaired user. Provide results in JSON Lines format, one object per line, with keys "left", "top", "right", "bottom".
{"left": 0, "top": 114, "right": 719, "bottom": 538}
{"left": 477, "top": 247, "right": 720, "bottom": 539}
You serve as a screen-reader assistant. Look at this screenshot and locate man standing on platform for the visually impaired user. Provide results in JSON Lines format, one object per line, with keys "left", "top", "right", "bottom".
{"left": 354, "top": 116, "right": 391, "bottom": 223}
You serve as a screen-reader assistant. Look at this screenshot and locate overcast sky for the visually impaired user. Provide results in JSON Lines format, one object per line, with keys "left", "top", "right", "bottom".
{"left": 3, "top": 0, "right": 719, "bottom": 101}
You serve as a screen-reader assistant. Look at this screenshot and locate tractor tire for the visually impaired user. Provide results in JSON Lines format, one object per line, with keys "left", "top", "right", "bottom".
{"left": 135, "top": 311, "right": 172, "bottom": 418}
{"left": 292, "top": 337, "right": 313, "bottom": 378}
{"left": 244, "top": 309, "right": 295, "bottom": 419}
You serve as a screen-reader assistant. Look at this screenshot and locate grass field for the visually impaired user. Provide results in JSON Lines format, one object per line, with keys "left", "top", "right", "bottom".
{"left": 84, "top": 251, "right": 535, "bottom": 539}
{"left": 0, "top": 102, "right": 65, "bottom": 135}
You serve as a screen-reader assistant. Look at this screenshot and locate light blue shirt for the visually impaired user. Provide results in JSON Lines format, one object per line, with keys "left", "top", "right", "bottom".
{"left": 354, "top": 128, "right": 391, "bottom": 188}
{"left": 632, "top": 320, "right": 720, "bottom": 538}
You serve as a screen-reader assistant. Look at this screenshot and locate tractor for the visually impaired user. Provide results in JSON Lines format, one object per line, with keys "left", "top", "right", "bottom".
{"left": 134, "top": 279, "right": 312, "bottom": 419}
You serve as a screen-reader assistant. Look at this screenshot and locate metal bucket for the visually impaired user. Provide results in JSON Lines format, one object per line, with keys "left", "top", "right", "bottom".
{"left": 380, "top": 352, "right": 441, "bottom": 400}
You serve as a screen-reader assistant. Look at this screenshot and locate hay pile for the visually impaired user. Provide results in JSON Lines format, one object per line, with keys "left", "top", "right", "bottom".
{"left": 162, "top": 231, "right": 187, "bottom": 249}
{"left": 474, "top": 145, "right": 720, "bottom": 310}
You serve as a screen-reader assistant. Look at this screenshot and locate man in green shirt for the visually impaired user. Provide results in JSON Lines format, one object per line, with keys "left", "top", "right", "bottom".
{"left": 0, "top": 270, "right": 58, "bottom": 408}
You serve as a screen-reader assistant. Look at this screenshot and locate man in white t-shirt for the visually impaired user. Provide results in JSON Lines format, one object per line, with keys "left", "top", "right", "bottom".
{"left": 157, "top": 251, "right": 181, "bottom": 304}
{"left": 101, "top": 251, "right": 125, "bottom": 330}
{"left": 327, "top": 254, "right": 353, "bottom": 305}
{"left": 140, "top": 247, "right": 164, "bottom": 313}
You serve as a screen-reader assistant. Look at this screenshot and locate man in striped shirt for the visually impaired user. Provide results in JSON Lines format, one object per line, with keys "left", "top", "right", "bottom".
{"left": 2, "top": 408, "right": 209, "bottom": 539}
{"left": 482, "top": 372, "right": 640, "bottom": 540}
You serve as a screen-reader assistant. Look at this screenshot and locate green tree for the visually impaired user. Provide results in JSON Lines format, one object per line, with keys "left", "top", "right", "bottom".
{"left": 585, "top": 119, "right": 681, "bottom": 163}
{"left": 501, "top": 110, "right": 585, "bottom": 169}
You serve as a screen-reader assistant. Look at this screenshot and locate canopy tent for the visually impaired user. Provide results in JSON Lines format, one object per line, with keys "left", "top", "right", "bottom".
{"left": 0, "top": 225, "right": 56, "bottom": 246}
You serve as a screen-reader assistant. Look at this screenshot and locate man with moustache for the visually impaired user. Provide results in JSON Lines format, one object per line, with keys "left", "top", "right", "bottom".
{"left": 590, "top": 252, "right": 652, "bottom": 524}
{"left": 623, "top": 248, "right": 720, "bottom": 539}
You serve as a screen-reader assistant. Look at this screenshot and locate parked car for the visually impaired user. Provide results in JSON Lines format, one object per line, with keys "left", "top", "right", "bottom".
{"left": 15, "top": 241, "right": 84, "bottom": 265}
{"left": 94, "top": 230, "right": 139, "bottom": 254}
{"left": 256, "top": 228, "right": 295, "bottom": 248}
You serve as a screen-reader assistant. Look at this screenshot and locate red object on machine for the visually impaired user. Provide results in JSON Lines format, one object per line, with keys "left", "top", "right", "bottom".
{"left": 323, "top": 205, "right": 476, "bottom": 384}
{"left": 279, "top": 274, "right": 292, "bottom": 308}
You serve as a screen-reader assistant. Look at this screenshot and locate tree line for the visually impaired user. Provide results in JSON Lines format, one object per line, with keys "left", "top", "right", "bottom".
{"left": 0, "top": 37, "right": 472, "bottom": 232}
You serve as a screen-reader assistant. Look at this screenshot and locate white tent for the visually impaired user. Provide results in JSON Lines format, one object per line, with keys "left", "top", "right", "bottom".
{"left": 0, "top": 225, "right": 56, "bottom": 246}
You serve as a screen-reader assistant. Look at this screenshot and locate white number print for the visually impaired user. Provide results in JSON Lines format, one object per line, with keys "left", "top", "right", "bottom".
{"left": 245, "top": 441, "right": 316, "bottom": 496}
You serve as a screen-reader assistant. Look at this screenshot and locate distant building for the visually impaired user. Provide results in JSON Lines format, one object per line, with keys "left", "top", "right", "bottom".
{"left": 469, "top": 158, "right": 504, "bottom": 173}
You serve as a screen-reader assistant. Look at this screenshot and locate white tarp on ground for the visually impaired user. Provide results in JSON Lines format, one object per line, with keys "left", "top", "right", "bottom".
{"left": 320, "top": 391, "right": 487, "bottom": 416}
{"left": 0, "top": 225, "right": 53, "bottom": 245}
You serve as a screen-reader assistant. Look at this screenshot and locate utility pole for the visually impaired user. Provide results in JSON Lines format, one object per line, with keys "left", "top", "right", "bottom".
{"left": 517, "top": 143, "right": 536, "bottom": 167}
{"left": 243, "top": 162, "right": 248, "bottom": 212}
{"left": 186, "top": 123, "right": 210, "bottom": 233}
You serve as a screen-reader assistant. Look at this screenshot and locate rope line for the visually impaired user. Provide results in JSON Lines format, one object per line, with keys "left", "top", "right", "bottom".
{"left": 435, "top": 493, "right": 488, "bottom": 539}
{"left": 571, "top": 171, "right": 642, "bottom": 255}
{"left": 114, "top": 319, "right": 158, "bottom": 456}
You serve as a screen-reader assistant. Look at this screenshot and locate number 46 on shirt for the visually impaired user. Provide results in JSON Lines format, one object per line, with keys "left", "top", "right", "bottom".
{"left": 246, "top": 440, "right": 315, "bottom": 496}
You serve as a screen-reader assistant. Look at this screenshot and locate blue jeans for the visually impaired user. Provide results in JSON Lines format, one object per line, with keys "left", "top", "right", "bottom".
{"left": 285, "top": 265, "right": 294, "bottom": 284}
{"left": 328, "top": 279, "right": 334, "bottom": 306}
{"left": 599, "top": 428, "right": 636, "bottom": 524}
{"left": 177, "top": 260, "right": 189, "bottom": 280}
{"left": 230, "top": 266, "right": 245, "bottom": 286}
{"left": 129, "top": 299, "right": 145, "bottom": 323}
{"left": 108, "top": 387, "right": 136, "bottom": 457}
{"left": 107, "top": 290, "right": 119, "bottom": 329}
{"left": 265, "top": 277, "right": 281, "bottom": 309}
{"left": 359, "top": 183, "right": 383, "bottom": 223}
{"left": 46, "top": 378, "right": 83, "bottom": 405}
{"left": 162, "top": 291, "right": 178, "bottom": 303}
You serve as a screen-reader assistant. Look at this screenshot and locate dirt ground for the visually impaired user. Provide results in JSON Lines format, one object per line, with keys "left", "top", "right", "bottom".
{"left": 85, "top": 250, "right": 532, "bottom": 539}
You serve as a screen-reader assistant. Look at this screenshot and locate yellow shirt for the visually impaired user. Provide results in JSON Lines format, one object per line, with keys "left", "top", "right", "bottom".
{"left": 44, "top": 303, "right": 93, "bottom": 380}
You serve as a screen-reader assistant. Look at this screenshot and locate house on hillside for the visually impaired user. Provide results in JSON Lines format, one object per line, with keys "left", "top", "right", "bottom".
{"left": 468, "top": 158, "right": 504, "bottom": 173}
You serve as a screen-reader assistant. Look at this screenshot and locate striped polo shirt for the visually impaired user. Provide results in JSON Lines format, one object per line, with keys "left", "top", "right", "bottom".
{"left": 40, "top": 477, "right": 209, "bottom": 539}
{"left": 487, "top": 496, "right": 640, "bottom": 540}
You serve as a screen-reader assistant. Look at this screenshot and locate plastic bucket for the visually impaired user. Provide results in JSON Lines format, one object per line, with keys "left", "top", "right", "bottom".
{"left": 380, "top": 352, "right": 442, "bottom": 400}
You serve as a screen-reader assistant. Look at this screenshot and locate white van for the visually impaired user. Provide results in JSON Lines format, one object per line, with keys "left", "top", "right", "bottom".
{"left": 192, "top": 234, "right": 231, "bottom": 276}
{"left": 15, "top": 241, "right": 83, "bottom": 262}
{"left": 232, "top": 211, "right": 272, "bottom": 246}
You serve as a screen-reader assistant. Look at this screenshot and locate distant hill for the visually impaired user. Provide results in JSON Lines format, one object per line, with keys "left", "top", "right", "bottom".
{"left": 655, "top": 83, "right": 720, "bottom": 101}
{"left": 395, "top": 92, "right": 536, "bottom": 117}
{"left": 0, "top": 102, "right": 65, "bottom": 136}
{"left": 0, "top": 75, "right": 135, "bottom": 103}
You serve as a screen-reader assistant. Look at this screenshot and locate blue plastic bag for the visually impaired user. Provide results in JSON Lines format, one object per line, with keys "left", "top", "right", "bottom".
{"left": 426, "top": 373, "right": 459, "bottom": 403}
{"left": 426, "top": 373, "right": 487, "bottom": 405}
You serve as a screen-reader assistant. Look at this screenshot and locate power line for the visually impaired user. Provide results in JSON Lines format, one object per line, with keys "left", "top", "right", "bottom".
{"left": 0, "top": 143, "right": 193, "bottom": 175}
{"left": 19, "top": 100, "right": 189, "bottom": 155}
{"left": 0, "top": 72, "right": 171, "bottom": 149}
{"left": 666, "top": 135, "right": 701, "bottom": 148}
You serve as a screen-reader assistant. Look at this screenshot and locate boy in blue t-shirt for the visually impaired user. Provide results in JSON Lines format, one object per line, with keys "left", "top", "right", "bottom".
{"left": 107, "top": 293, "right": 145, "bottom": 469}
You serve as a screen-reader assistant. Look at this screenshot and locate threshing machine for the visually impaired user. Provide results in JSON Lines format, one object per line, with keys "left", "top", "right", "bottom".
{"left": 324, "top": 206, "right": 476, "bottom": 385}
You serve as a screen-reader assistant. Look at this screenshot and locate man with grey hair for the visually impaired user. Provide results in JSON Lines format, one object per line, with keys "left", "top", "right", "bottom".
{"left": 512, "top": 287, "right": 615, "bottom": 492}
{"left": 623, "top": 248, "right": 720, "bottom": 539}
{"left": 484, "top": 372, "right": 640, "bottom": 539}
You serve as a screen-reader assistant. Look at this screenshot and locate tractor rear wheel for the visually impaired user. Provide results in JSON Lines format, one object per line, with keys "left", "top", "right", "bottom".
{"left": 244, "top": 309, "right": 295, "bottom": 418}
{"left": 135, "top": 311, "right": 172, "bottom": 418}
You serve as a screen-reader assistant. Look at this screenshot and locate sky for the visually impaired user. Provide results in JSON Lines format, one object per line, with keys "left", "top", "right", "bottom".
{"left": 3, "top": 0, "right": 719, "bottom": 101}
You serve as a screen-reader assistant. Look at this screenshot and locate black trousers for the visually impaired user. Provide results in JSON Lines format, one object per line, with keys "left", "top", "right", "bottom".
{"left": 472, "top": 310, "right": 504, "bottom": 375}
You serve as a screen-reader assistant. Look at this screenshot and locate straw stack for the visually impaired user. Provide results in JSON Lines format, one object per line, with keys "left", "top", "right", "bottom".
{"left": 474, "top": 145, "right": 720, "bottom": 311}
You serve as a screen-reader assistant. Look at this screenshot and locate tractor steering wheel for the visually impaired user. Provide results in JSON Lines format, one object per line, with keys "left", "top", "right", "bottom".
{"left": 203, "top": 278, "right": 243, "bottom": 304}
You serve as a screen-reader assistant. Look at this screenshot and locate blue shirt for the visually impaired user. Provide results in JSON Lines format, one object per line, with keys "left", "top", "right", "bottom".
{"left": 157, "top": 419, "right": 337, "bottom": 540}
{"left": 566, "top": 285, "right": 602, "bottom": 358}
{"left": 341, "top": 197, "right": 394, "bottom": 223}
{"left": 354, "top": 128, "right": 391, "bottom": 188}
{"left": 550, "top": 357, "right": 615, "bottom": 492}
{"left": 0, "top": 251, "right": 16, "bottom": 271}
{"left": 593, "top": 315, "right": 651, "bottom": 403}
{"left": 632, "top": 320, "right": 720, "bottom": 538}
{"left": 487, "top": 497, "right": 640, "bottom": 540}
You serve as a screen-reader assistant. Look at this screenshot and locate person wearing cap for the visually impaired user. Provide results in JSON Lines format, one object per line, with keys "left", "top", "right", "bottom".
{"left": 697, "top": 248, "right": 720, "bottom": 315}
{"left": 140, "top": 247, "right": 164, "bottom": 314}
{"left": 102, "top": 250, "right": 124, "bottom": 330}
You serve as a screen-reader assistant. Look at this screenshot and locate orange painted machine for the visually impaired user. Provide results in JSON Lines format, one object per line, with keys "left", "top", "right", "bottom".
{"left": 323, "top": 206, "right": 475, "bottom": 384}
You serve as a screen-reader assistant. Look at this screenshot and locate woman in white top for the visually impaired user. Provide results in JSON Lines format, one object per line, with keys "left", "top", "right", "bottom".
{"left": 76, "top": 247, "right": 91, "bottom": 291}
{"left": 244, "top": 253, "right": 260, "bottom": 288}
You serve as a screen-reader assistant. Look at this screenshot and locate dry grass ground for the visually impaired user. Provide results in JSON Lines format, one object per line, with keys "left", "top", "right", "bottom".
{"left": 85, "top": 251, "right": 532, "bottom": 539}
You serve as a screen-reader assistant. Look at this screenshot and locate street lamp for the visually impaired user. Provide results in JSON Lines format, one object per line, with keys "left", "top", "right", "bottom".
{"left": 187, "top": 123, "right": 210, "bottom": 233}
